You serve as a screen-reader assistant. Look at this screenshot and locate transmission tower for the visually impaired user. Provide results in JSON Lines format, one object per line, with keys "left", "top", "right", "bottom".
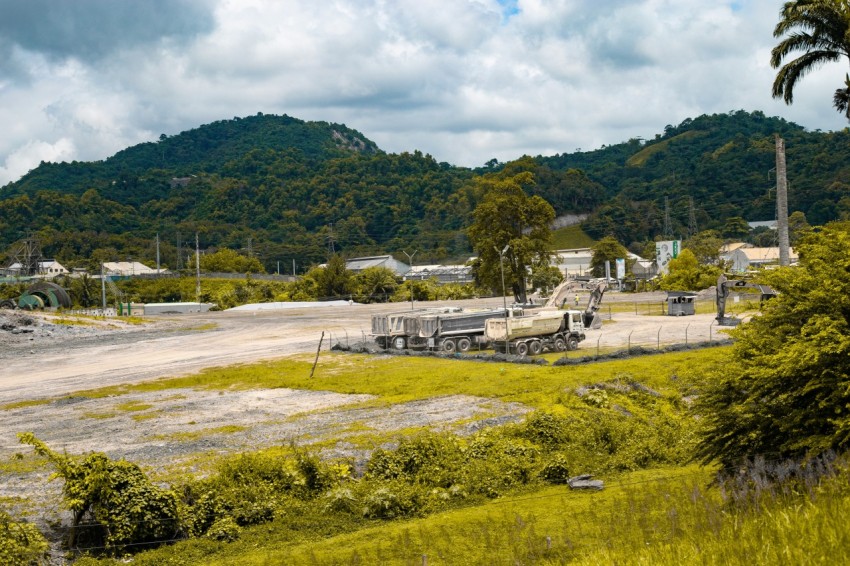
{"left": 7, "top": 236, "right": 44, "bottom": 276}
{"left": 688, "top": 197, "right": 698, "bottom": 238}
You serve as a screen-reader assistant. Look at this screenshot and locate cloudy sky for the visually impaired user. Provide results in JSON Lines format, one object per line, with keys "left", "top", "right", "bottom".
{"left": 0, "top": 0, "right": 847, "bottom": 186}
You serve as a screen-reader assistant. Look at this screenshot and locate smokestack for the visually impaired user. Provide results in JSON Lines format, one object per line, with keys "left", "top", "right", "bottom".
{"left": 775, "top": 135, "right": 790, "bottom": 267}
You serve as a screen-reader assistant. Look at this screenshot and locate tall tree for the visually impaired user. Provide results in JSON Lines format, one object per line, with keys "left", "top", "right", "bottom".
{"left": 590, "top": 236, "right": 629, "bottom": 278}
{"left": 467, "top": 171, "right": 555, "bottom": 304}
{"left": 695, "top": 222, "right": 850, "bottom": 466}
{"left": 771, "top": 0, "right": 850, "bottom": 118}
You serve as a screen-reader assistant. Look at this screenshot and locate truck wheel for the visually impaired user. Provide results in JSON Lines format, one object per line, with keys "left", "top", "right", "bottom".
{"left": 528, "top": 340, "right": 543, "bottom": 355}
{"left": 456, "top": 337, "right": 472, "bottom": 352}
{"left": 514, "top": 342, "right": 529, "bottom": 356}
{"left": 553, "top": 337, "right": 567, "bottom": 352}
{"left": 441, "top": 339, "right": 457, "bottom": 353}
{"left": 567, "top": 337, "right": 579, "bottom": 351}
{"left": 393, "top": 337, "right": 406, "bottom": 350}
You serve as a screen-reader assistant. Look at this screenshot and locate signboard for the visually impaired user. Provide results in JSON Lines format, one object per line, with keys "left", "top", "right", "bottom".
{"left": 615, "top": 258, "right": 625, "bottom": 280}
{"left": 656, "top": 240, "right": 680, "bottom": 275}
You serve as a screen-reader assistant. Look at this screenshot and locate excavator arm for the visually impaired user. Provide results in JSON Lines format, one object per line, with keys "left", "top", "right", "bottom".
{"left": 716, "top": 274, "right": 776, "bottom": 323}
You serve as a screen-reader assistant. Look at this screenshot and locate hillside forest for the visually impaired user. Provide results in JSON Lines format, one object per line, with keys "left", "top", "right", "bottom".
{"left": 1, "top": 111, "right": 849, "bottom": 274}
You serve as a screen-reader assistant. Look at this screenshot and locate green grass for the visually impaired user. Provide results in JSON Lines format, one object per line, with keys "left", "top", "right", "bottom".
{"left": 551, "top": 225, "right": 595, "bottom": 249}
{"left": 151, "top": 425, "right": 247, "bottom": 442}
{"left": 58, "top": 348, "right": 727, "bottom": 412}
{"left": 97, "top": 461, "right": 850, "bottom": 566}
{"left": 0, "top": 398, "right": 51, "bottom": 411}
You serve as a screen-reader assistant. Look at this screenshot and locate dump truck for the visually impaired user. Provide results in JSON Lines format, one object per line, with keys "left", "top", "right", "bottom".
{"left": 410, "top": 307, "right": 520, "bottom": 352}
{"left": 485, "top": 309, "right": 587, "bottom": 356}
{"left": 370, "top": 307, "right": 462, "bottom": 349}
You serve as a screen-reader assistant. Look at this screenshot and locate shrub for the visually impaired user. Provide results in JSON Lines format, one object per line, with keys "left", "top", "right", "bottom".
{"left": 361, "top": 481, "right": 426, "bottom": 519}
{"left": 0, "top": 509, "right": 48, "bottom": 565}
{"left": 18, "top": 433, "right": 181, "bottom": 554}
{"left": 205, "top": 516, "right": 241, "bottom": 543}
{"left": 540, "top": 455, "right": 572, "bottom": 484}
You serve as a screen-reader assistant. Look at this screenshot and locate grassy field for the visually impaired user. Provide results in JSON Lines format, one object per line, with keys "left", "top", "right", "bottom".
{"left": 16, "top": 345, "right": 848, "bottom": 565}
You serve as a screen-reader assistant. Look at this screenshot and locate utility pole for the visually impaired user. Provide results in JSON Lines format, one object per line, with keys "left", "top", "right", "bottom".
{"left": 156, "top": 233, "right": 161, "bottom": 274}
{"left": 775, "top": 135, "right": 791, "bottom": 266}
{"left": 663, "top": 196, "right": 672, "bottom": 239}
{"left": 402, "top": 250, "right": 417, "bottom": 310}
{"left": 195, "top": 233, "right": 201, "bottom": 303}
{"left": 101, "top": 263, "right": 107, "bottom": 312}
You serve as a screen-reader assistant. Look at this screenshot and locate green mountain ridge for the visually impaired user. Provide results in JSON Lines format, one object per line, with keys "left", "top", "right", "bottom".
{"left": 1, "top": 110, "right": 848, "bottom": 271}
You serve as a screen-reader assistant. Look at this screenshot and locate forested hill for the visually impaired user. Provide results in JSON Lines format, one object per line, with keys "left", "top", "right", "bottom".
{"left": 540, "top": 110, "right": 850, "bottom": 248}
{"left": 0, "top": 110, "right": 848, "bottom": 272}
{"left": 2, "top": 113, "right": 379, "bottom": 201}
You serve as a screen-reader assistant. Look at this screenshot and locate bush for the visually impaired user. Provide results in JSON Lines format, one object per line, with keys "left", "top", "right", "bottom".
{"left": 361, "top": 481, "right": 426, "bottom": 519}
{"left": 540, "top": 455, "right": 572, "bottom": 484}
{"left": 205, "top": 516, "right": 241, "bottom": 543}
{"left": 19, "top": 433, "right": 181, "bottom": 554}
{"left": 0, "top": 509, "right": 48, "bottom": 565}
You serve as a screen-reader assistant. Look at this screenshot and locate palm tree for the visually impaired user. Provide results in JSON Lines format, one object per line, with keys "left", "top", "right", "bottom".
{"left": 834, "top": 73, "right": 850, "bottom": 117}
{"left": 771, "top": 0, "right": 850, "bottom": 117}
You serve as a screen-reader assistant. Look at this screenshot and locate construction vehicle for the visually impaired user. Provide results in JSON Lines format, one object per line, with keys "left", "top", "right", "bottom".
{"left": 411, "top": 307, "right": 520, "bottom": 352}
{"left": 715, "top": 274, "right": 776, "bottom": 326}
{"left": 370, "top": 307, "right": 461, "bottom": 349}
{"left": 484, "top": 280, "right": 607, "bottom": 355}
{"left": 486, "top": 309, "right": 587, "bottom": 355}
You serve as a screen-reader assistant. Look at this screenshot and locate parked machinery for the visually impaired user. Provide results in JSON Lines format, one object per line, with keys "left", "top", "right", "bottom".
{"left": 715, "top": 274, "right": 776, "bottom": 325}
{"left": 0, "top": 281, "right": 72, "bottom": 310}
{"left": 411, "top": 307, "right": 521, "bottom": 353}
{"left": 370, "top": 307, "right": 462, "bottom": 349}
{"left": 485, "top": 309, "right": 587, "bottom": 356}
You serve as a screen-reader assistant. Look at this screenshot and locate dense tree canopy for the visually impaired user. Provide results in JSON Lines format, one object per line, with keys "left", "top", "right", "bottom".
{"left": 467, "top": 172, "right": 555, "bottom": 304}
{"left": 695, "top": 222, "right": 850, "bottom": 466}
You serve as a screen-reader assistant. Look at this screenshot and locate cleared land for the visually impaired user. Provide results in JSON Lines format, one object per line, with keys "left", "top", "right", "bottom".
{"left": 0, "top": 292, "right": 728, "bottom": 542}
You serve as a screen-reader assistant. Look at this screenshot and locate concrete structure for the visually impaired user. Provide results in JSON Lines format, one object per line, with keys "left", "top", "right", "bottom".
{"left": 344, "top": 255, "right": 410, "bottom": 276}
{"left": 552, "top": 248, "right": 594, "bottom": 277}
{"left": 103, "top": 261, "right": 159, "bottom": 277}
{"left": 727, "top": 247, "right": 798, "bottom": 272}
{"left": 143, "top": 302, "right": 215, "bottom": 315}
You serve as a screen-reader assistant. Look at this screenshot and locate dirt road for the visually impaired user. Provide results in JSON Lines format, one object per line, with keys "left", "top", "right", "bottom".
{"left": 0, "top": 294, "right": 725, "bottom": 404}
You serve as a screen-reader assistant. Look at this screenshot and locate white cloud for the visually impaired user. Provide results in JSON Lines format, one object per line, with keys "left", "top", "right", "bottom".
{"left": 0, "top": 0, "right": 847, "bottom": 186}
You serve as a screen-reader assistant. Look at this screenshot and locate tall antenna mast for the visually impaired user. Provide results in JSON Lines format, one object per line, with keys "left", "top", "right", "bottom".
{"left": 775, "top": 135, "right": 790, "bottom": 266}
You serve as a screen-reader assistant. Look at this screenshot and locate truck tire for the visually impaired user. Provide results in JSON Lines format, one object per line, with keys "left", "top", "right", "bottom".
{"left": 553, "top": 336, "right": 567, "bottom": 352}
{"left": 514, "top": 342, "right": 529, "bottom": 356}
{"left": 567, "top": 336, "right": 579, "bottom": 351}
{"left": 456, "top": 337, "right": 472, "bottom": 352}
{"left": 528, "top": 340, "right": 543, "bottom": 355}
{"left": 441, "top": 339, "right": 457, "bottom": 353}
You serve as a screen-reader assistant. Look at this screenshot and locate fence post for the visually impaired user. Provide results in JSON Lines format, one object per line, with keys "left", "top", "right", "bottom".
{"left": 657, "top": 326, "right": 662, "bottom": 350}
{"left": 709, "top": 320, "right": 715, "bottom": 343}
{"left": 596, "top": 334, "right": 601, "bottom": 359}
{"left": 685, "top": 323, "right": 690, "bottom": 345}
{"left": 628, "top": 330, "right": 633, "bottom": 353}
{"left": 310, "top": 332, "right": 325, "bottom": 378}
